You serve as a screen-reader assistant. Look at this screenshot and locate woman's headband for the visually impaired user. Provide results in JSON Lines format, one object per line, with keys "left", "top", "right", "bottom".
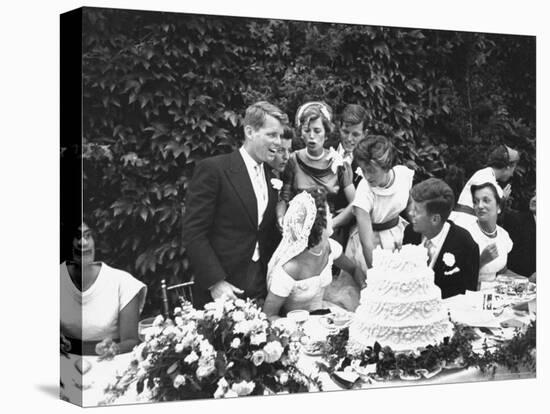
{"left": 295, "top": 102, "right": 332, "bottom": 128}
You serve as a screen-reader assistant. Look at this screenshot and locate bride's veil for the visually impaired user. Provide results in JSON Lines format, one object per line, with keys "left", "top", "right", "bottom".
{"left": 266, "top": 191, "right": 317, "bottom": 287}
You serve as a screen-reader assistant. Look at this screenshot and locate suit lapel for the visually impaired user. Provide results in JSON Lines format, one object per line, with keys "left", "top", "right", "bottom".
{"left": 226, "top": 151, "right": 257, "bottom": 228}
{"left": 260, "top": 165, "right": 277, "bottom": 229}
{"left": 434, "top": 222, "right": 456, "bottom": 269}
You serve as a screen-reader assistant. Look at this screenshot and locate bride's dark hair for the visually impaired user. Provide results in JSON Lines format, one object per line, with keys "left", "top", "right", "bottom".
{"left": 306, "top": 187, "right": 328, "bottom": 249}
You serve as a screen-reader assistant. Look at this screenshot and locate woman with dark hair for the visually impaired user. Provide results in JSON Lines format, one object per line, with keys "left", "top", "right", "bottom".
{"left": 278, "top": 101, "right": 355, "bottom": 231}
{"left": 464, "top": 182, "right": 513, "bottom": 289}
{"left": 60, "top": 221, "right": 147, "bottom": 355}
{"left": 450, "top": 144, "right": 519, "bottom": 229}
{"left": 346, "top": 135, "right": 414, "bottom": 273}
{"left": 263, "top": 189, "right": 364, "bottom": 320}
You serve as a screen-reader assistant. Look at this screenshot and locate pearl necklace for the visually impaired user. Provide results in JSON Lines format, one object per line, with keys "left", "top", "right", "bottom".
{"left": 305, "top": 149, "right": 325, "bottom": 161}
{"left": 478, "top": 221, "right": 497, "bottom": 238}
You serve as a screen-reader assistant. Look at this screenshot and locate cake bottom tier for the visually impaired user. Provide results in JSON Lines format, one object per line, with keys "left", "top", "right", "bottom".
{"left": 348, "top": 319, "right": 452, "bottom": 353}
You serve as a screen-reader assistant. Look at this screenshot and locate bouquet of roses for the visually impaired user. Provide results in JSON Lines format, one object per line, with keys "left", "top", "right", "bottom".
{"left": 101, "top": 298, "right": 321, "bottom": 404}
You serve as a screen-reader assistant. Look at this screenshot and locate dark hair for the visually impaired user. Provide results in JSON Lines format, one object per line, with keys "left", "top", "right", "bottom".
{"left": 243, "top": 101, "right": 289, "bottom": 131}
{"left": 340, "top": 104, "right": 367, "bottom": 127}
{"left": 487, "top": 144, "right": 519, "bottom": 169}
{"left": 353, "top": 135, "right": 395, "bottom": 171}
{"left": 470, "top": 182, "right": 502, "bottom": 208}
{"left": 296, "top": 102, "right": 334, "bottom": 134}
{"left": 60, "top": 219, "right": 95, "bottom": 262}
{"left": 411, "top": 178, "right": 455, "bottom": 221}
{"left": 281, "top": 125, "right": 295, "bottom": 141}
{"left": 306, "top": 187, "right": 328, "bottom": 249}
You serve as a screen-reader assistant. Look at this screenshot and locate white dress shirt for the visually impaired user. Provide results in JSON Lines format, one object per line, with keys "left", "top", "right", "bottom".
{"left": 240, "top": 147, "right": 268, "bottom": 261}
{"left": 422, "top": 222, "right": 450, "bottom": 269}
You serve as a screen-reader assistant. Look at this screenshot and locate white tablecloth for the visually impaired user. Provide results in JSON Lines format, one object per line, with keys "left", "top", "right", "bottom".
{"left": 60, "top": 293, "right": 536, "bottom": 406}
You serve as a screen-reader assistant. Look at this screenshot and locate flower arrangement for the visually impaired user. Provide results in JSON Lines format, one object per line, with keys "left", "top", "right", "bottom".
{"left": 101, "top": 298, "right": 321, "bottom": 404}
{"left": 317, "top": 321, "right": 536, "bottom": 383}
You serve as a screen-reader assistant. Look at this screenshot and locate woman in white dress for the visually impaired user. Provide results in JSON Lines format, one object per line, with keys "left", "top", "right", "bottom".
{"left": 60, "top": 222, "right": 147, "bottom": 355}
{"left": 263, "top": 189, "right": 365, "bottom": 320}
{"left": 324, "top": 135, "right": 414, "bottom": 311}
{"left": 464, "top": 182, "right": 513, "bottom": 289}
{"left": 450, "top": 144, "right": 519, "bottom": 229}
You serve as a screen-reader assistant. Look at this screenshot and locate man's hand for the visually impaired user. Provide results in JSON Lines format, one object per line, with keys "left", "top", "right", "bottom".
{"left": 480, "top": 243, "right": 499, "bottom": 266}
{"left": 209, "top": 280, "right": 244, "bottom": 301}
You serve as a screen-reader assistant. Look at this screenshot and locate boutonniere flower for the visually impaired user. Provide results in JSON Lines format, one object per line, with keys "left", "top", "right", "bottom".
{"left": 327, "top": 147, "right": 344, "bottom": 174}
{"left": 270, "top": 178, "right": 283, "bottom": 191}
{"left": 442, "top": 252, "right": 456, "bottom": 267}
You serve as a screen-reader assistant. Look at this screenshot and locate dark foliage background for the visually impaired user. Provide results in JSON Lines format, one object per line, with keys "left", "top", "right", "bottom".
{"left": 71, "top": 8, "right": 536, "bottom": 316}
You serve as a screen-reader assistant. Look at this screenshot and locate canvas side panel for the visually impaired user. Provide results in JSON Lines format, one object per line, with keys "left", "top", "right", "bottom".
{"left": 60, "top": 6, "right": 83, "bottom": 407}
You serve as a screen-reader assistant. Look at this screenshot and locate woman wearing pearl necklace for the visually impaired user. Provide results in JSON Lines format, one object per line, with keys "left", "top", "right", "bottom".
{"left": 465, "top": 182, "right": 513, "bottom": 289}
{"left": 278, "top": 101, "right": 355, "bottom": 233}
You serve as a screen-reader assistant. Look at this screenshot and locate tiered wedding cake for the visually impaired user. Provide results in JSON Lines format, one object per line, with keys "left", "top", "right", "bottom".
{"left": 348, "top": 245, "right": 452, "bottom": 353}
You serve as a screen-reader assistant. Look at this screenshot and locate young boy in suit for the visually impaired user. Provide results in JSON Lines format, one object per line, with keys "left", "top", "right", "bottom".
{"left": 404, "top": 178, "right": 480, "bottom": 298}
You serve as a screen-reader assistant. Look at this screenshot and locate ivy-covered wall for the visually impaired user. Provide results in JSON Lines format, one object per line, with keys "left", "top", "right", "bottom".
{"left": 74, "top": 8, "right": 536, "bottom": 316}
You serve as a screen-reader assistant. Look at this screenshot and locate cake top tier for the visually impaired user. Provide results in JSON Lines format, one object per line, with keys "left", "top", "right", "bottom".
{"left": 372, "top": 244, "right": 429, "bottom": 274}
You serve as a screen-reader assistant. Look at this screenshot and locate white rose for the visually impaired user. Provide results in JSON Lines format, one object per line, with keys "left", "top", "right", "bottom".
{"left": 251, "top": 350, "right": 265, "bottom": 366}
{"left": 172, "top": 374, "right": 186, "bottom": 389}
{"left": 442, "top": 252, "right": 456, "bottom": 267}
{"left": 262, "top": 341, "right": 284, "bottom": 363}
{"left": 234, "top": 299, "right": 246, "bottom": 308}
{"left": 270, "top": 178, "right": 283, "bottom": 190}
{"left": 231, "top": 380, "right": 256, "bottom": 396}
{"left": 230, "top": 338, "right": 241, "bottom": 349}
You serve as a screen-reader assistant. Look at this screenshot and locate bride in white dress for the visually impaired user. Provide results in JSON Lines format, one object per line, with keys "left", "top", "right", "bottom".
{"left": 262, "top": 189, "right": 365, "bottom": 320}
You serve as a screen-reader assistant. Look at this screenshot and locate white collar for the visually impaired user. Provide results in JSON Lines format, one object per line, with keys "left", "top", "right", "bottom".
{"left": 423, "top": 222, "right": 451, "bottom": 268}
{"left": 239, "top": 147, "right": 263, "bottom": 171}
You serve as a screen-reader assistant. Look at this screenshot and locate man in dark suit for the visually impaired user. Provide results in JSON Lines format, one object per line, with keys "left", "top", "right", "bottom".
{"left": 403, "top": 178, "right": 480, "bottom": 299}
{"left": 183, "top": 101, "right": 289, "bottom": 308}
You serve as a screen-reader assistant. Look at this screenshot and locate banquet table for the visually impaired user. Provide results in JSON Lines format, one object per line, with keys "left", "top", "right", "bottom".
{"left": 60, "top": 292, "right": 536, "bottom": 407}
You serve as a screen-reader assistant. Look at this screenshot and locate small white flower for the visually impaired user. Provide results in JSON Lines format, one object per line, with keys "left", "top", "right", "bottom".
{"left": 152, "top": 315, "right": 164, "bottom": 327}
{"left": 196, "top": 359, "right": 216, "bottom": 380}
{"left": 184, "top": 351, "right": 199, "bottom": 364}
{"left": 328, "top": 147, "right": 344, "bottom": 174}
{"left": 270, "top": 178, "right": 283, "bottom": 190}
{"left": 250, "top": 331, "right": 267, "bottom": 346}
{"left": 232, "top": 310, "right": 245, "bottom": 322}
{"left": 174, "top": 342, "right": 185, "bottom": 353}
{"left": 442, "top": 252, "right": 456, "bottom": 267}
{"left": 172, "top": 374, "right": 186, "bottom": 389}
{"left": 231, "top": 380, "right": 255, "bottom": 396}
{"left": 230, "top": 338, "right": 241, "bottom": 349}
{"left": 234, "top": 299, "right": 246, "bottom": 308}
